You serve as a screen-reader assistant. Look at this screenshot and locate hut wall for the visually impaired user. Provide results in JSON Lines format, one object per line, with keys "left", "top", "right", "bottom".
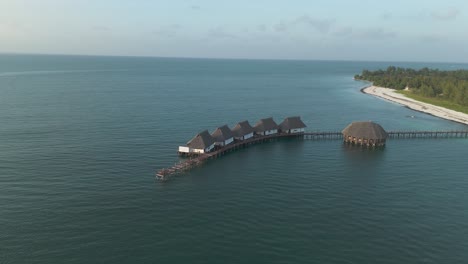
{"left": 288, "top": 128, "right": 305, "bottom": 134}
{"left": 178, "top": 146, "right": 191, "bottom": 153}
{"left": 224, "top": 137, "right": 234, "bottom": 145}
{"left": 214, "top": 141, "right": 225, "bottom": 147}
{"left": 214, "top": 137, "right": 233, "bottom": 146}
{"left": 244, "top": 132, "right": 254, "bottom": 140}
{"left": 264, "top": 129, "right": 278, "bottom": 136}
{"left": 192, "top": 143, "right": 215, "bottom": 154}
{"left": 206, "top": 143, "right": 215, "bottom": 152}
{"left": 235, "top": 132, "right": 254, "bottom": 140}
{"left": 192, "top": 148, "right": 205, "bottom": 154}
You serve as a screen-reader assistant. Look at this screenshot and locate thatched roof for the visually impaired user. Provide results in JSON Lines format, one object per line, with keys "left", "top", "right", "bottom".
{"left": 254, "top": 117, "right": 278, "bottom": 132}
{"left": 232, "top": 120, "right": 254, "bottom": 137}
{"left": 342, "top": 121, "right": 388, "bottom": 139}
{"left": 279, "top": 116, "right": 307, "bottom": 130}
{"left": 211, "top": 125, "right": 234, "bottom": 142}
{"left": 187, "top": 130, "right": 215, "bottom": 149}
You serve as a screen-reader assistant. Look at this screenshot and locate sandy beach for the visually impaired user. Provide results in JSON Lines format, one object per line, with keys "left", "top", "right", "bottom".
{"left": 362, "top": 85, "right": 468, "bottom": 125}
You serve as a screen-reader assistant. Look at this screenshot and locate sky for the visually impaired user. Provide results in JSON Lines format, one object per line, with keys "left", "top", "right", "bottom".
{"left": 1, "top": 0, "right": 468, "bottom": 62}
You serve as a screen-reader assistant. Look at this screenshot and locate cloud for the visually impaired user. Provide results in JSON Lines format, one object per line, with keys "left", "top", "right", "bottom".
{"left": 332, "top": 26, "right": 353, "bottom": 37}
{"left": 357, "top": 27, "right": 397, "bottom": 40}
{"left": 208, "top": 27, "right": 238, "bottom": 39}
{"left": 154, "top": 30, "right": 175, "bottom": 38}
{"left": 0, "top": 20, "right": 27, "bottom": 37}
{"left": 274, "top": 21, "right": 288, "bottom": 32}
{"left": 294, "top": 15, "right": 335, "bottom": 34}
{"left": 381, "top": 12, "right": 393, "bottom": 20}
{"left": 273, "top": 15, "right": 335, "bottom": 34}
{"left": 379, "top": 9, "right": 460, "bottom": 21}
{"left": 419, "top": 34, "right": 442, "bottom": 43}
{"left": 92, "top": 26, "right": 111, "bottom": 32}
{"left": 431, "top": 8, "right": 460, "bottom": 20}
{"left": 153, "top": 24, "right": 182, "bottom": 38}
{"left": 257, "top": 24, "right": 267, "bottom": 32}
{"left": 169, "top": 24, "right": 182, "bottom": 30}
{"left": 331, "top": 26, "right": 396, "bottom": 41}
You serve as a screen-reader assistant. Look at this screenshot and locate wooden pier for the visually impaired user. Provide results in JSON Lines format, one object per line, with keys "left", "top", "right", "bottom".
{"left": 387, "top": 130, "right": 468, "bottom": 139}
{"left": 156, "top": 130, "right": 468, "bottom": 181}
{"left": 156, "top": 133, "right": 302, "bottom": 180}
{"left": 303, "top": 132, "right": 343, "bottom": 140}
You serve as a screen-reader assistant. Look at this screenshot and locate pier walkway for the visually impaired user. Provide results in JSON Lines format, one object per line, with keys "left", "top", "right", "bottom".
{"left": 387, "top": 130, "right": 468, "bottom": 138}
{"left": 156, "top": 130, "right": 468, "bottom": 180}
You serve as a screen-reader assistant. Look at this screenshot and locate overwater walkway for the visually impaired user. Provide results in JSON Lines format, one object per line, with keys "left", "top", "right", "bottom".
{"left": 156, "top": 130, "right": 468, "bottom": 181}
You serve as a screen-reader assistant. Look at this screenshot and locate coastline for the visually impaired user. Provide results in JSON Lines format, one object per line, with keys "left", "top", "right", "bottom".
{"left": 361, "top": 85, "right": 468, "bottom": 125}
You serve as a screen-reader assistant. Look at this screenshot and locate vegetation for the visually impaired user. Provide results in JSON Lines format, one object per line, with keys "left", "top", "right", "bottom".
{"left": 396, "top": 90, "right": 468, "bottom": 114}
{"left": 355, "top": 66, "right": 468, "bottom": 107}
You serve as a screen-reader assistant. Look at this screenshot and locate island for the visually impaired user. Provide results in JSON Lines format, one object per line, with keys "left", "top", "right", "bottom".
{"left": 355, "top": 66, "right": 468, "bottom": 125}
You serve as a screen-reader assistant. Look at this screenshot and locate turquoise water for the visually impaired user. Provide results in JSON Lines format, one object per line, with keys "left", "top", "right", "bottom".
{"left": 1, "top": 54, "right": 468, "bottom": 263}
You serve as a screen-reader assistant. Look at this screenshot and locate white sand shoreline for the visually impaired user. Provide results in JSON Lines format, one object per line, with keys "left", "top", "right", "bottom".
{"left": 362, "top": 85, "right": 468, "bottom": 125}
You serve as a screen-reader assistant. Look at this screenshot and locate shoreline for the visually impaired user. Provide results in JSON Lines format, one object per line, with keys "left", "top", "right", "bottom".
{"left": 361, "top": 85, "right": 468, "bottom": 125}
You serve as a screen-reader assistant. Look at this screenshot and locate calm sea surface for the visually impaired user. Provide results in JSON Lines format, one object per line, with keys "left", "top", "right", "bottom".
{"left": 1, "top": 54, "right": 468, "bottom": 264}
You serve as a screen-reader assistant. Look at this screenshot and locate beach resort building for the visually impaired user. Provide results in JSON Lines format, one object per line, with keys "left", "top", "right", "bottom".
{"left": 232, "top": 120, "right": 254, "bottom": 140}
{"left": 178, "top": 130, "right": 215, "bottom": 154}
{"left": 342, "top": 121, "right": 388, "bottom": 147}
{"left": 211, "top": 125, "right": 234, "bottom": 146}
{"left": 279, "top": 116, "right": 307, "bottom": 134}
{"left": 254, "top": 117, "right": 278, "bottom": 136}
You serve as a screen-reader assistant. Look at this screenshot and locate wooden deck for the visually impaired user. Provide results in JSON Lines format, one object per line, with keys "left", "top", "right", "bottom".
{"left": 387, "top": 130, "right": 468, "bottom": 138}
{"left": 302, "top": 130, "right": 468, "bottom": 139}
{"left": 303, "top": 132, "right": 343, "bottom": 139}
{"left": 156, "top": 130, "right": 468, "bottom": 181}
{"left": 156, "top": 133, "right": 302, "bottom": 180}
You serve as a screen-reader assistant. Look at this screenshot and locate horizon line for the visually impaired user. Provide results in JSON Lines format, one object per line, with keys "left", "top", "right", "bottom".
{"left": 1, "top": 51, "right": 467, "bottom": 65}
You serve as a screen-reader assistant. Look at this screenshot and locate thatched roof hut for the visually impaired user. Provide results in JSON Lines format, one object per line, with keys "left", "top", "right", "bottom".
{"left": 187, "top": 130, "right": 216, "bottom": 153}
{"left": 254, "top": 117, "right": 278, "bottom": 136}
{"left": 211, "top": 125, "right": 234, "bottom": 146}
{"left": 232, "top": 120, "right": 254, "bottom": 140}
{"left": 342, "top": 121, "right": 388, "bottom": 146}
{"left": 279, "top": 116, "right": 307, "bottom": 134}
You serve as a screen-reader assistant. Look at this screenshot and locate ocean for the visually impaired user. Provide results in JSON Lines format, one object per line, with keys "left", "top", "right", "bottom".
{"left": 1, "top": 54, "right": 468, "bottom": 263}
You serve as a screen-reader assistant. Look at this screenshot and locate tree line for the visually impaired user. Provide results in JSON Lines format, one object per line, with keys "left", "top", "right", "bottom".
{"left": 355, "top": 66, "right": 468, "bottom": 106}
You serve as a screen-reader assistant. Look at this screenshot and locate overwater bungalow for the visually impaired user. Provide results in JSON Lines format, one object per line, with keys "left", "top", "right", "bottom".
{"left": 232, "top": 120, "right": 254, "bottom": 140}
{"left": 279, "top": 116, "right": 307, "bottom": 134}
{"left": 342, "top": 121, "right": 388, "bottom": 147}
{"left": 254, "top": 117, "right": 279, "bottom": 136}
{"left": 211, "top": 125, "right": 234, "bottom": 146}
{"left": 178, "top": 130, "right": 215, "bottom": 154}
